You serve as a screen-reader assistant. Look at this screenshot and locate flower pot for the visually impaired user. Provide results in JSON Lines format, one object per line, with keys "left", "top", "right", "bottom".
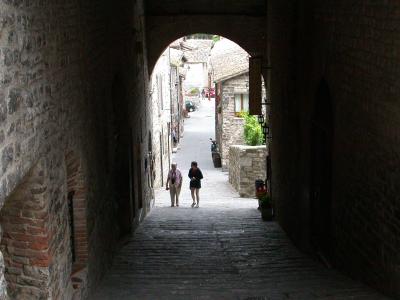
{"left": 261, "top": 207, "right": 273, "bottom": 221}
{"left": 211, "top": 152, "right": 222, "bottom": 168}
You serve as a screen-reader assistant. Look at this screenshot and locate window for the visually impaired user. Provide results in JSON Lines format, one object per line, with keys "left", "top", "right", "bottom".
{"left": 64, "top": 151, "right": 88, "bottom": 273}
{"left": 234, "top": 94, "right": 249, "bottom": 115}
{"left": 68, "top": 191, "right": 76, "bottom": 263}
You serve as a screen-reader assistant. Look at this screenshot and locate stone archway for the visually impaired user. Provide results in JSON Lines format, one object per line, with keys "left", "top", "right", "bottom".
{"left": 146, "top": 15, "right": 267, "bottom": 73}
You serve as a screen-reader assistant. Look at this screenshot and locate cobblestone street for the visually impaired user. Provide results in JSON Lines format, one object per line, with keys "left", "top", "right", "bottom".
{"left": 92, "top": 100, "right": 387, "bottom": 299}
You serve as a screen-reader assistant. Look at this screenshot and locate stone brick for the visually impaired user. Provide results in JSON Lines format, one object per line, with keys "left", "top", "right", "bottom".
{"left": 0, "top": 102, "right": 6, "bottom": 123}
{"left": 0, "top": 0, "right": 152, "bottom": 298}
{"left": 229, "top": 145, "right": 267, "bottom": 197}
{"left": 0, "top": 0, "right": 396, "bottom": 299}
{"left": 267, "top": 0, "right": 400, "bottom": 297}
{"left": 1, "top": 146, "right": 13, "bottom": 174}
{"left": 6, "top": 88, "right": 22, "bottom": 115}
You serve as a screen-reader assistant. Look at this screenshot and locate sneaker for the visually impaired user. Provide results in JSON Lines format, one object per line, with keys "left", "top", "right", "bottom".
{"left": 176, "top": 204, "right": 179, "bottom": 207}
{"left": 171, "top": 204, "right": 175, "bottom": 207}
{"left": 195, "top": 204, "right": 199, "bottom": 208}
{"left": 191, "top": 203, "right": 195, "bottom": 207}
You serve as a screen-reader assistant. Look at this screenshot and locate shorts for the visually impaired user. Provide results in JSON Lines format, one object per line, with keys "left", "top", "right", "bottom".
{"left": 190, "top": 179, "right": 201, "bottom": 189}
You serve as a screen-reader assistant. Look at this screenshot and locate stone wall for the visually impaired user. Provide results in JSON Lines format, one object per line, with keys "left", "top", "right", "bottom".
{"left": 267, "top": 1, "right": 400, "bottom": 297}
{"left": 219, "top": 73, "right": 248, "bottom": 169}
{"left": 229, "top": 145, "right": 267, "bottom": 198}
{"left": 151, "top": 49, "right": 172, "bottom": 189}
{"left": 0, "top": 159, "right": 73, "bottom": 299}
{"left": 0, "top": 0, "right": 153, "bottom": 298}
{"left": 0, "top": 0, "right": 398, "bottom": 298}
{"left": 218, "top": 73, "right": 267, "bottom": 170}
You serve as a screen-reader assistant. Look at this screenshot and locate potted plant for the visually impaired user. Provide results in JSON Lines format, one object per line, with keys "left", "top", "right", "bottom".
{"left": 255, "top": 183, "right": 267, "bottom": 210}
{"left": 258, "top": 191, "right": 273, "bottom": 221}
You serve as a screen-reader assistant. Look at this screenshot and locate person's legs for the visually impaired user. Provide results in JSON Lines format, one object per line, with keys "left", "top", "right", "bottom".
{"left": 195, "top": 189, "right": 200, "bottom": 207}
{"left": 190, "top": 188, "right": 196, "bottom": 207}
{"left": 170, "top": 186, "right": 176, "bottom": 207}
{"left": 175, "top": 186, "right": 181, "bottom": 206}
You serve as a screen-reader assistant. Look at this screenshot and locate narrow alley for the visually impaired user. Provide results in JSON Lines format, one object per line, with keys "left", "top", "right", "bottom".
{"left": 0, "top": 1, "right": 399, "bottom": 299}
{"left": 92, "top": 100, "right": 386, "bottom": 300}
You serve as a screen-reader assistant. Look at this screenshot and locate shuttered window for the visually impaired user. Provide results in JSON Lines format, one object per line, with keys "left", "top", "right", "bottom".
{"left": 234, "top": 94, "right": 249, "bottom": 115}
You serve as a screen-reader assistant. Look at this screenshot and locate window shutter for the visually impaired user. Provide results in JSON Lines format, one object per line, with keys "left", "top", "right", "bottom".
{"left": 249, "top": 57, "right": 262, "bottom": 115}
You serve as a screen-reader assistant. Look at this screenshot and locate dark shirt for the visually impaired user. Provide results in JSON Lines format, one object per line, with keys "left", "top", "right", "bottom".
{"left": 188, "top": 168, "right": 203, "bottom": 188}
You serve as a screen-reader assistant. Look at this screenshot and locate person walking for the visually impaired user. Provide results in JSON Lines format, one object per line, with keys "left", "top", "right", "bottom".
{"left": 172, "top": 127, "right": 178, "bottom": 146}
{"left": 166, "top": 163, "right": 182, "bottom": 207}
{"left": 188, "top": 161, "right": 203, "bottom": 208}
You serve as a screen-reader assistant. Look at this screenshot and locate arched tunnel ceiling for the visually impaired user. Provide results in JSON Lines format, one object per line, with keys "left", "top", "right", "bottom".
{"left": 145, "top": 0, "right": 267, "bottom": 72}
{"left": 145, "top": 0, "right": 267, "bottom": 16}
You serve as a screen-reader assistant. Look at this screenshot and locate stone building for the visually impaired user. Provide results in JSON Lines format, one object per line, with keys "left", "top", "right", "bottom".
{"left": 210, "top": 39, "right": 250, "bottom": 170}
{"left": 169, "top": 48, "right": 187, "bottom": 149}
{"left": 182, "top": 39, "right": 213, "bottom": 92}
{"left": 0, "top": 0, "right": 398, "bottom": 299}
{"left": 151, "top": 47, "right": 186, "bottom": 188}
{"left": 150, "top": 49, "right": 172, "bottom": 189}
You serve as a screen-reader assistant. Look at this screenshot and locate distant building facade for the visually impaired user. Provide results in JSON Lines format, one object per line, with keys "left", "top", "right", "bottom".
{"left": 151, "top": 46, "right": 186, "bottom": 188}
{"left": 210, "top": 38, "right": 250, "bottom": 170}
{"left": 182, "top": 39, "right": 213, "bottom": 91}
{"left": 151, "top": 49, "right": 172, "bottom": 188}
{"left": 169, "top": 48, "right": 187, "bottom": 148}
{"left": 215, "top": 73, "right": 250, "bottom": 169}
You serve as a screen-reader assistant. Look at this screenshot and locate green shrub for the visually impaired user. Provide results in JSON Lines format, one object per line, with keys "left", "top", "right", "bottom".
{"left": 240, "top": 112, "right": 264, "bottom": 146}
